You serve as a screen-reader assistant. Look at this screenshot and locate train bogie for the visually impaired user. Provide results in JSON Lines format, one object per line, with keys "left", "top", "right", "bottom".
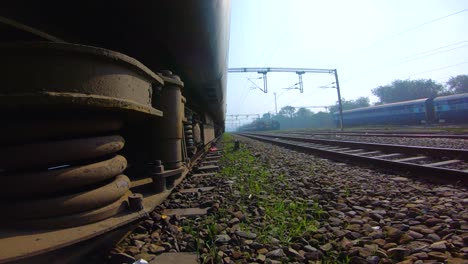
{"left": 0, "top": 1, "right": 231, "bottom": 262}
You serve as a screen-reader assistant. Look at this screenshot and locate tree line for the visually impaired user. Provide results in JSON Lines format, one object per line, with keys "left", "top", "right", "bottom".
{"left": 239, "top": 74, "right": 468, "bottom": 130}
{"left": 372, "top": 74, "right": 467, "bottom": 104}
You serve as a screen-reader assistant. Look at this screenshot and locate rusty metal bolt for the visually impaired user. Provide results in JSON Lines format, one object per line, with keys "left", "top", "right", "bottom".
{"left": 152, "top": 173, "right": 166, "bottom": 193}
{"left": 128, "top": 193, "right": 144, "bottom": 211}
{"left": 151, "top": 160, "right": 164, "bottom": 174}
{"left": 159, "top": 70, "right": 181, "bottom": 81}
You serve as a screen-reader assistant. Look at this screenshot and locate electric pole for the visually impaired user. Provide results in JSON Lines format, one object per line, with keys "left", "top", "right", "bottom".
{"left": 228, "top": 67, "right": 345, "bottom": 130}
{"left": 334, "top": 69, "right": 344, "bottom": 131}
{"left": 274, "top": 92, "right": 278, "bottom": 114}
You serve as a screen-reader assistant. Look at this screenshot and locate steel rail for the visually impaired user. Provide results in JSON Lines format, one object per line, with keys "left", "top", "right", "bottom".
{"left": 252, "top": 133, "right": 468, "bottom": 160}
{"left": 240, "top": 133, "right": 468, "bottom": 186}
{"left": 289, "top": 131, "right": 468, "bottom": 139}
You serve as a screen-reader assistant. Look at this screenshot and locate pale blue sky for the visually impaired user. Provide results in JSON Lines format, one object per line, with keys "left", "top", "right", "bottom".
{"left": 226, "top": 0, "right": 468, "bottom": 130}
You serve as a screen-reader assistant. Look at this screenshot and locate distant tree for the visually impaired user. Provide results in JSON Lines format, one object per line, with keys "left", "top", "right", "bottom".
{"left": 446, "top": 75, "right": 468, "bottom": 94}
{"left": 294, "top": 107, "right": 313, "bottom": 118}
{"left": 261, "top": 113, "right": 272, "bottom": 120}
{"left": 329, "top": 97, "right": 370, "bottom": 113}
{"left": 278, "top": 106, "right": 296, "bottom": 119}
{"left": 371, "top": 79, "right": 444, "bottom": 103}
{"left": 257, "top": 109, "right": 334, "bottom": 130}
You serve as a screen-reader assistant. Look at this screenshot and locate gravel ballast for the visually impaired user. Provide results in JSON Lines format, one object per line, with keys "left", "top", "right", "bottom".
{"left": 109, "top": 134, "right": 468, "bottom": 264}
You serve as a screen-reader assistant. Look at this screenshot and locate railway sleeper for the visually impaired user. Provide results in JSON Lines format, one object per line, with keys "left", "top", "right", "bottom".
{"left": 426, "top": 159, "right": 461, "bottom": 167}
{"left": 394, "top": 156, "right": 428, "bottom": 162}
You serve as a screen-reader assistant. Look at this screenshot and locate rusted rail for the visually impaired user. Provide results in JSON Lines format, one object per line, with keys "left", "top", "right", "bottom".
{"left": 288, "top": 131, "right": 468, "bottom": 139}
{"left": 252, "top": 133, "right": 468, "bottom": 159}
{"left": 240, "top": 133, "right": 468, "bottom": 186}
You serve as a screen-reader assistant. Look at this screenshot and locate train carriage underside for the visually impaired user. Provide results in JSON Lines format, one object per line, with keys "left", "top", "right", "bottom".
{"left": 0, "top": 1, "right": 230, "bottom": 263}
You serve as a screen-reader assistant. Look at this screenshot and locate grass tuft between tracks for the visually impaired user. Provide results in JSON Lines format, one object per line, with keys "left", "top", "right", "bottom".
{"left": 221, "top": 133, "right": 320, "bottom": 245}
{"left": 182, "top": 133, "right": 349, "bottom": 263}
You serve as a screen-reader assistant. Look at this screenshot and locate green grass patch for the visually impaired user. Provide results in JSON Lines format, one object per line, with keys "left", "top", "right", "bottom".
{"left": 220, "top": 133, "right": 320, "bottom": 245}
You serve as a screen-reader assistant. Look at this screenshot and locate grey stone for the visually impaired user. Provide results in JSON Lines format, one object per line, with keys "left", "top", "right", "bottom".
{"left": 162, "top": 207, "right": 208, "bottom": 217}
{"left": 408, "top": 230, "right": 424, "bottom": 239}
{"left": 429, "top": 241, "right": 446, "bottom": 251}
{"left": 426, "top": 233, "right": 441, "bottom": 241}
{"left": 215, "top": 234, "right": 231, "bottom": 244}
{"left": 148, "top": 244, "right": 166, "bottom": 254}
{"left": 235, "top": 231, "right": 257, "bottom": 239}
{"left": 427, "top": 251, "right": 448, "bottom": 261}
{"left": 266, "top": 248, "right": 285, "bottom": 259}
{"left": 366, "top": 256, "right": 380, "bottom": 264}
{"left": 228, "top": 217, "right": 240, "bottom": 226}
{"left": 319, "top": 243, "right": 333, "bottom": 252}
{"left": 387, "top": 247, "right": 410, "bottom": 261}
{"left": 287, "top": 247, "right": 305, "bottom": 261}
{"left": 406, "top": 241, "right": 429, "bottom": 253}
{"left": 304, "top": 250, "right": 323, "bottom": 261}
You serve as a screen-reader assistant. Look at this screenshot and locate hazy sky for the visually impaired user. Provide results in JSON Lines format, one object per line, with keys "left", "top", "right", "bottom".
{"left": 225, "top": 0, "right": 468, "bottom": 129}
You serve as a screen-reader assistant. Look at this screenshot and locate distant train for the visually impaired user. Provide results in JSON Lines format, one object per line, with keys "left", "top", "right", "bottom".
{"left": 333, "top": 93, "right": 468, "bottom": 126}
{"left": 238, "top": 119, "right": 281, "bottom": 131}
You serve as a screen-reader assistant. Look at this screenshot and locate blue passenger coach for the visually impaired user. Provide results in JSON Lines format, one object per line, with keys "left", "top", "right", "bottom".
{"left": 334, "top": 98, "right": 433, "bottom": 126}
{"left": 433, "top": 93, "right": 468, "bottom": 123}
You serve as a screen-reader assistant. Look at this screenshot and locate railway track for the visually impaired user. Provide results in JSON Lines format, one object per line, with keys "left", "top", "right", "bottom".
{"left": 239, "top": 132, "right": 468, "bottom": 185}
{"left": 288, "top": 131, "right": 468, "bottom": 139}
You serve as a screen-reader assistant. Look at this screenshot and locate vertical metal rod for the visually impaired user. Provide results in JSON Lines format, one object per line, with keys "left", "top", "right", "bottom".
{"left": 274, "top": 92, "right": 278, "bottom": 114}
{"left": 263, "top": 72, "right": 268, "bottom": 93}
{"left": 298, "top": 74, "right": 304, "bottom": 93}
{"left": 334, "top": 69, "right": 344, "bottom": 131}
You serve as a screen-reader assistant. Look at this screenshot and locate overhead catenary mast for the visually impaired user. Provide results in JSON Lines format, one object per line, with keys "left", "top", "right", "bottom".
{"left": 228, "top": 67, "right": 344, "bottom": 131}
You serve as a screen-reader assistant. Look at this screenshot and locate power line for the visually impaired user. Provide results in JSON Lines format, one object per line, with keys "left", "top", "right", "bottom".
{"left": 386, "top": 8, "right": 468, "bottom": 40}
{"left": 253, "top": 84, "right": 304, "bottom": 114}
{"left": 337, "top": 9, "right": 468, "bottom": 70}
{"left": 340, "top": 41, "right": 468, "bottom": 84}
{"left": 375, "top": 44, "right": 468, "bottom": 71}
{"left": 375, "top": 41, "right": 468, "bottom": 69}
{"left": 236, "top": 78, "right": 249, "bottom": 105}
{"left": 434, "top": 75, "right": 456, "bottom": 83}
{"left": 380, "top": 8, "right": 468, "bottom": 44}
{"left": 407, "top": 61, "right": 468, "bottom": 78}
{"left": 237, "top": 73, "right": 257, "bottom": 110}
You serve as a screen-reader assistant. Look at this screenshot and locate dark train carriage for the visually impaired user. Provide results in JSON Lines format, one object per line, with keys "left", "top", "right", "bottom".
{"left": 238, "top": 120, "right": 281, "bottom": 132}
{"left": 0, "top": 1, "right": 231, "bottom": 263}
{"left": 434, "top": 93, "right": 468, "bottom": 123}
{"left": 335, "top": 98, "right": 433, "bottom": 126}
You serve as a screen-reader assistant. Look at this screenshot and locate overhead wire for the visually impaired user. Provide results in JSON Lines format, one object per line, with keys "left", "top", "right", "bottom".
{"left": 374, "top": 41, "right": 468, "bottom": 69}
{"left": 338, "top": 8, "right": 468, "bottom": 82}
{"left": 375, "top": 44, "right": 468, "bottom": 71}
{"left": 235, "top": 78, "right": 249, "bottom": 108}
{"left": 341, "top": 41, "right": 468, "bottom": 84}
{"left": 407, "top": 61, "right": 468, "bottom": 78}
{"left": 375, "top": 8, "right": 468, "bottom": 45}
